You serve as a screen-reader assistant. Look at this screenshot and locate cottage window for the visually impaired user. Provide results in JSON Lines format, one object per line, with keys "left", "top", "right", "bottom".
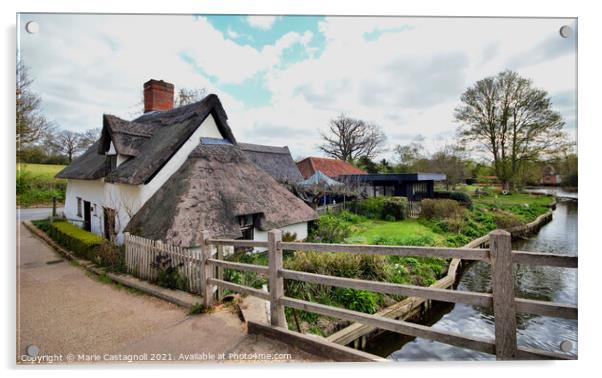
{"left": 76, "top": 197, "right": 82, "bottom": 217}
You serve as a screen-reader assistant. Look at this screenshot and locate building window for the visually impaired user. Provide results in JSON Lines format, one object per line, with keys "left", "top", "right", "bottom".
{"left": 76, "top": 197, "right": 82, "bottom": 217}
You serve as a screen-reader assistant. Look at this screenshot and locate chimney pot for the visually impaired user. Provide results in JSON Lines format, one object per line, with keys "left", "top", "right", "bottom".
{"left": 143, "top": 79, "right": 174, "bottom": 113}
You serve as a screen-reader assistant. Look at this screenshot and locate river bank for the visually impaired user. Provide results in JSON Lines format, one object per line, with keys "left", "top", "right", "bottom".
{"left": 225, "top": 191, "right": 557, "bottom": 338}
{"left": 365, "top": 196, "right": 577, "bottom": 360}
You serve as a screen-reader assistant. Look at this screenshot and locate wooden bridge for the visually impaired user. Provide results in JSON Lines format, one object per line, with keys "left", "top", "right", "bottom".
{"left": 124, "top": 229, "right": 577, "bottom": 361}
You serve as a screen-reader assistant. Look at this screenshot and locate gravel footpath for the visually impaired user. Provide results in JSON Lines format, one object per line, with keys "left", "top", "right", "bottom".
{"left": 17, "top": 223, "right": 326, "bottom": 364}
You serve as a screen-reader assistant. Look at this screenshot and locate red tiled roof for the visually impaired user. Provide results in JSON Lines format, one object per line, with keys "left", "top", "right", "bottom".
{"left": 296, "top": 157, "right": 366, "bottom": 179}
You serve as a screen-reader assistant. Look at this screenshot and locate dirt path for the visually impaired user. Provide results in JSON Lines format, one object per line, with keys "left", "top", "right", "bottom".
{"left": 17, "top": 223, "right": 325, "bottom": 364}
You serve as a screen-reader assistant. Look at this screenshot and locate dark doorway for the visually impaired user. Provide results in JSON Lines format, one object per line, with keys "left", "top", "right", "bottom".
{"left": 83, "top": 201, "right": 91, "bottom": 231}
{"left": 103, "top": 207, "right": 116, "bottom": 241}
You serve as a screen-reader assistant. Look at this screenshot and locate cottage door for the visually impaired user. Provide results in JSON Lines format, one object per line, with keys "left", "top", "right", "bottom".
{"left": 83, "top": 201, "right": 91, "bottom": 231}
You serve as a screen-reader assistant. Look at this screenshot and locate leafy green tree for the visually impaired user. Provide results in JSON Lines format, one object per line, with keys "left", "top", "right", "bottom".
{"left": 455, "top": 70, "right": 569, "bottom": 190}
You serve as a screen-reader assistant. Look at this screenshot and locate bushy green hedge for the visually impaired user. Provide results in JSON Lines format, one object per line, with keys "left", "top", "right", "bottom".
{"left": 351, "top": 196, "right": 408, "bottom": 220}
{"left": 32, "top": 219, "right": 125, "bottom": 272}
{"left": 434, "top": 191, "right": 472, "bottom": 207}
{"left": 310, "top": 213, "right": 352, "bottom": 243}
{"left": 47, "top": 220, "right": 103, "bottom": 260}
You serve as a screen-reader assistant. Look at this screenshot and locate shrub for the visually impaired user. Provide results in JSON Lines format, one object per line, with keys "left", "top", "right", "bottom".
{"left": 421, "top": 199, "right": 466, "bottom": 220}
{"left": 491, "top": 210, "right": 523, "bottom": 230}
{"left": 372, "top": 234, "right": 436, "bottom": 246}
{"left": 95, "top": 241, "right": 126, "bottom": 273}
{"left": 336, "top": 210, "right": 365, "bottom": 224}
{"left": 382, "top": 197, "right": 408, "bottom": 220}
{"left": 351, "top": 197, "right": 386, "bottom": 219}
{"left": 310, "top": 213, "right": 351, "bottom": 243}
{"left": 332, "top": 288, "right": 380, "bottom": 314}
{"left": 46, "top": 220, "right": 103, "bottom": 260}
{"left": 351, "top": 196, "right": 407, "bottom": 220}
{"left": 282, "top": 232, "right": 298, "bottom": 242}
{"left": 284, "top": 251, "right": 389, "bottom": 313}
{"left": 224, "top": 250, "right": 268, "bottom": 289}
{"left": 188, "top": 303, "right": 209, "bottom": 315}
{"left": 151, "top": 253, "right": 188, "bottom": 290}
{"left": 33, "top": 219, "right": 125, "bottom": 271}
{"left": 435, "top": 191, "right": 472, "bottom": 207}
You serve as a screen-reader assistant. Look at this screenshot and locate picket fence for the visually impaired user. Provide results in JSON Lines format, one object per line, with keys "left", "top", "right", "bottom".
{"left": 123, "top": 233, "right": 204, "bottom": 294}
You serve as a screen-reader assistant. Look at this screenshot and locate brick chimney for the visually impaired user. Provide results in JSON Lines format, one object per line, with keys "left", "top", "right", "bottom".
{"left": 143, "top": 79, "right": 174, "bottom": 113}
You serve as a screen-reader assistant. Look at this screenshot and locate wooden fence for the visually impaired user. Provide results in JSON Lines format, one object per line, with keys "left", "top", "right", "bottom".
{"left": 202, "top": 230, "right": 578, "bottom": 361}
{"left": 124, "top": 233, "right": 204, "bottom": 294}
{"left": 123, "top": 229, "right": 578, "bottom": 360}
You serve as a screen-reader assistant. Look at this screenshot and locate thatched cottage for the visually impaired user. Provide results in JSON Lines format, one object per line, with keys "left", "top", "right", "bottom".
{"left": 56, "top": 79, "right": 316, "bottom": 246}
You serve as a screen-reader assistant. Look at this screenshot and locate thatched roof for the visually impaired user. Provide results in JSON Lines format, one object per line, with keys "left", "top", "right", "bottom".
{"left": 239, "top": 143, "right": 304, "bottom": 184}
{"left": 125, "top": 142, "right": 317, "bottom": 246}
{"left": 56, "top": 94, "right": 237, "bottom": 184}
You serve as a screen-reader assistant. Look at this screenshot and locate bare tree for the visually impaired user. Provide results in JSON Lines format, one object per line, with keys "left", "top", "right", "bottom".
{"left": 174, "top": 88, "right": 207, "bottom": 107}
{"left": 319, "top": 114, "right": 387, "bottom": 161}
{"left": 130, "top": 86, "right": 207, "bottom": 117}
{"left": 50, "top": 130, "right": 83, "bottom": 163}
{"left": 16, "top": 60, "right": 53, "bottom": 152}
{"left": 78, "top": 128, "right": 101, "bottom": 150}
{"left": 455, "top": 70, "right": 568, "bottom": 190}
{"left": 428, "top": 145, "right": 468, "bottom": 190}
{"left": 393, "top": 136, "right": 425, "bottom": 172}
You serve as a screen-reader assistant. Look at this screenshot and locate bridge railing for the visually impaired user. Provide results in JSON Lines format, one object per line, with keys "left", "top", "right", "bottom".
{"left": 197, "top": 229, "right": 577, "bottom": 360}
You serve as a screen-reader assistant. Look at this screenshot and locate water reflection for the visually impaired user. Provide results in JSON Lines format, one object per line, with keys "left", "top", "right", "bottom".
{"left": 365, "top": 198, "right": 578, "bottom": 360}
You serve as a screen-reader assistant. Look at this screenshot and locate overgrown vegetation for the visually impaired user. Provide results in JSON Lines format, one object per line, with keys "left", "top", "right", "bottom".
{"left": 188, "top": 303, "right": 209, "bottom": 315}
{"left": 151, "top": 253, "right": 188, "bottom": 290}
{"left": 349, "top": 196, "right": 408, "bottom": 220}
{"left": 17, "top": 164, "right": 66, "bottom": 207}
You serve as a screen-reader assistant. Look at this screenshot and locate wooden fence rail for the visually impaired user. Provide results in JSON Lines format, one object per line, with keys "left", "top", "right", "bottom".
{"left": 125, "top": 229, "right": 578, "bottom": 361}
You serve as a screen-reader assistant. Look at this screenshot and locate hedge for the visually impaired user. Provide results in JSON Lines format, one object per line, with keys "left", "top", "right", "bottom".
{"left": 46, "top": 220, "right": 104, "bottom": 260}
{"left": 434, "top": 191, "right": 472, "bottom": 207}
{"left": 351, "top": 196, "right": 408, "bottom": 221}
{"left": 32, "top": 219, "right": 125, "bottom": 271}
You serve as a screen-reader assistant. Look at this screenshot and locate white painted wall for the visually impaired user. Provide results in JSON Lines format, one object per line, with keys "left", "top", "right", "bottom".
{"left": 254, "top": 221, "right": 309, "bottom": 243}
{"left": 64, "top": 114, "right": 224, "bottom": 244}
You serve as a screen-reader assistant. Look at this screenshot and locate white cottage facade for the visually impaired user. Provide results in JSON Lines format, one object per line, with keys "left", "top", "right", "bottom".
{"left": 58, "top": 79, "right": 315, "bottom": 246}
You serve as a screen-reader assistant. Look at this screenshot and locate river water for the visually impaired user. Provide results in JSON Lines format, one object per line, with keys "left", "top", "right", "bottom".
{"left": 366, "top": 191, "right": 578, "bottom": 360}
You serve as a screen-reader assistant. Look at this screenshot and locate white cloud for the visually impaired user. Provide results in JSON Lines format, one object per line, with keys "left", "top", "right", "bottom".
{"left": 18, "top": 14, "right": 576, "bottom": 162}
{"left": 246, "top": 16, "right": 277, "bottom": 30}
{"left": 230, "top": 17, "right": 577, "bottom": 159}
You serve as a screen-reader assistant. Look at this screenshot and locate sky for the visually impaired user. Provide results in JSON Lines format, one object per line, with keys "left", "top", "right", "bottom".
{"left": 17, "top": 14, "right": 577, "bottom": 161}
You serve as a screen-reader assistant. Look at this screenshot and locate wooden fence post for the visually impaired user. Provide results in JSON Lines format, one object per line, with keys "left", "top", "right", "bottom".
{"left": 268, "top": 229, "right": 287, "bottom": 328}
{"left": 489, "top": 229, "right": 517, "bottom": 360}
{"left": 216, "top": 244, "right": 224, "bottom": 301}
{"left": 200, "top": 230, "right": 215, "bottom": 307}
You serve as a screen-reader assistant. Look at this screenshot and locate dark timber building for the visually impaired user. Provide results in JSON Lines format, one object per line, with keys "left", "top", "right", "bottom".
{"left": 337, "top": 173, "right": 446, "bottom": 201}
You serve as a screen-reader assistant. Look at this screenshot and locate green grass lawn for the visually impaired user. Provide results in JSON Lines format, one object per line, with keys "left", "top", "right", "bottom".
{"left": 17, "top": 163, "right": 67, "bottom": 207}
{"left": 17, "top": 163, "right": 65, "bottom": 177}
{"left": 346, "top": 219, "right": 447, "bottom": 246}
{"left": 473, "top": 192, "right": 554, "bottom": 207}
